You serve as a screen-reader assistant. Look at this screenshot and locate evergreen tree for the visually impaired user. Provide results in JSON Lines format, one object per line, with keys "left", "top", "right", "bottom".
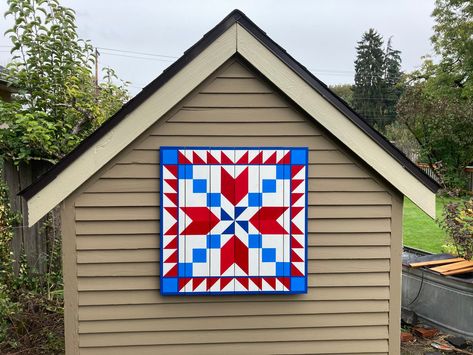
{"left": 352, "top": 29, "right": 402, "bottom": 131}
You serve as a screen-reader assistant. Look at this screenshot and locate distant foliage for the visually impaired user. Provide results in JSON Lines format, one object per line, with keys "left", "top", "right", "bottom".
{"left": 396, "top": 0, "right": 473, "bottom": 189}
{"left": 440, "top": 198, "right": 473, "bottom": 260}
{"left": 353, "top": 29, "right": 403, "bottom": 132}
{"left": 329, "top": 84, "right": 353, "bottom": 105}
{"left": 0, "top": 0, "right": 129, "bottom": 164}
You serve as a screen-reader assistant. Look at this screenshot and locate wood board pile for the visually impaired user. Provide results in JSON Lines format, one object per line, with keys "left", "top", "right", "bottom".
{"left": 409, "top": 258, "right": 473, "bottom": 276}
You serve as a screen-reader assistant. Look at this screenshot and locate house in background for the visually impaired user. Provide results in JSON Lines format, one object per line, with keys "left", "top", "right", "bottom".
{"left": 20, "top": 10, "right": 439, "bottom": 355}
{"left": 0, "top": 65, "right": 16, "bottom": 101}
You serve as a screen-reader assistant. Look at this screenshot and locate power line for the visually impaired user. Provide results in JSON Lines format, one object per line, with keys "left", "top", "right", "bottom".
{"left": 97, "top": 46, "right": 178, "bottom": 59}
{"left": 99, "top": 51, "right": 175, "bottom": 62}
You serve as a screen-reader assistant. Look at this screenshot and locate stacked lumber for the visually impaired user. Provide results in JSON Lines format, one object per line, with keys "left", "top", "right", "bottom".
{"left": 409, "top": 257, "right": 473, "bottom": 276}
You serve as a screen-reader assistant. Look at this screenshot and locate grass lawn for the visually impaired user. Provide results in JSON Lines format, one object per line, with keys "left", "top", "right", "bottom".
{"left": 403, "top": 197, "right": 461, "bottom": 253}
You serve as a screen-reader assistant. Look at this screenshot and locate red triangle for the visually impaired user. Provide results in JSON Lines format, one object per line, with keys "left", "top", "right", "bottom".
{"left": 250, "top": 277, "right": 262, "bottom": 290}
{"left": 291, "top": 206, "right": 304, "bottom": 218}
{"left": 236, "top": 151, "right": 248, "bottom": 164}
{"left": 220, "top": 277, "right": 233, "bottom": 290}
{"left": 291, "top": 249, "right": 303, "bottom": 262}
{"left": 193, "top": 277, "right": 206, "bottom": 290}
{"left": 291, "top": 165, "right": 304, "bottom": 178}
{"left": 263, "top": 277, "right": 276, "bottom": 290}
{"left": 164, "top": 237, "right": 177, "bottom": 249}
{"left": 207, "top": 277, "right": 219, "bottom": 291}
{"left": 278, "top": 277, "right": 291, "bottom": 290}
{"left": 164, "top": 264, "right": 178, "bottom": 277}
{"left": 164, "top": 207, "right": 178, "bottom": 219}
{"left": 164, "top": 193, "right": 178, "bottom": 206}
{"left": 291, "top": 222, "right": 303, "bottom": 235}
{"left": 291, "top": 179, "right": 304, "bottom": 191}
{"left": 164, "top": 250, "right": 177, "bottom": 263}
{"left": 236, "top": 277, "right": 249, "bottom": 290}
{"left": 264, "top": 152, "right": 276, "bottom": 164}
{"left": 178, "top": 151, "right": 192, "bottom": 164}
{"left": 277, "top": 152, "right": 291, "bottom": 164}
{"left": 249, "top": 151, "right": 263, "bottom": 164}
{"left": 221, "top": 151, "right": 233, "bottom": 164}
{"left": 193, "top": 151, "right": 206, "bottom": 164}
{"left": 179, "top": 277, "right": 191, "bottom": 291}
{"left": 164, "top": 222, "right": 178, "bottom": 235}
{"left": 291, "top": 193, "right": 304, "bottom": 204}
{"left": 164, "top": 179, "right": 178, "bottom": 192}
{"left": 291, "top": 236, "right": 303, "bottom": 249}
{"left": 291, "top": 264, "right": 304, "bottom": 276}
{"left": 165, "top": 165, "right": 178, "bottom": 178}
{"left": 207, "top": 151, "right": 220, "bottom": 164}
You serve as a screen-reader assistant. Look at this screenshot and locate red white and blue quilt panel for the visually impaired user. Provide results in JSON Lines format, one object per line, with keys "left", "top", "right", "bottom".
{"left": 160, "top": 147, "right": 308, "bottom": 295}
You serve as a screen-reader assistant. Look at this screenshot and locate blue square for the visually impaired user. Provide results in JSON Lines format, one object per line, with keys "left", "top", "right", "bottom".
{"left": 161, "top": 277, "right": 178, "bottom": 293}
{"left": 291, "top": 149, "right": 307, "bottom": 164}
{"left": 161, "top": 149, "right": 178, "bottom": 164}
{"left": 276, "top": 262, "right": 291, "bottom": 276}
{"left": 178, "top": 165, "right": 193, "bottom": 179}
{"left": 262, "top": 248, "right": 276, "bottom": 262}
{"left": 193, "top": 179, "right": 207, "bottom": 193}
{"left": 207, "top": 234, "right": 221, "bottom": 248}
{"left": 207, "top": 193, "right": 221, "bottom": 207}
{"left": 248, "top": 192, "right": 262, "bottom": 206}
{"left": 178, "top": 263, "right": 193, "bottom": 277}
{"left": 193, "top": 248, "right": 207, "bottom": 263}
{"left": 276, "top": 165, "right": 291, "bottom": 179}
{"left": 262, "top": 179, "right": 276, "bottom": 193}
{"left": 248, "top": 234, "right": 262, "bottom": 248}
{"left": 291, "top": 277, "right": 306, "bottom": 292}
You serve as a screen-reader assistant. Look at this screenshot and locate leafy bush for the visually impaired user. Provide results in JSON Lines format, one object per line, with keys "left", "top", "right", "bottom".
{"left": 440, "top": 198, "right": 473, "bottom": 260}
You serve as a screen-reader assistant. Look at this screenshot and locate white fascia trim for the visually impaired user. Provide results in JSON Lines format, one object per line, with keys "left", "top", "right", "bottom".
{"left": 26, "top": 24, "right": 238, "bottom": 226}
{"left": 236, "top": 24, "right": 436, "bottom": 218}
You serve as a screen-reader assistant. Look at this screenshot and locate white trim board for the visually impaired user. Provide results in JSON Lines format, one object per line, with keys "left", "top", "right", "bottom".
{"left": 25, "top": 22, "right": 436, "bottom": 225}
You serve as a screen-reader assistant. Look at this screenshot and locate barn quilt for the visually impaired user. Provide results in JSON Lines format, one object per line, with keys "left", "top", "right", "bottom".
{"left": 160, "top": 147, "right": 308, "bottom": 295}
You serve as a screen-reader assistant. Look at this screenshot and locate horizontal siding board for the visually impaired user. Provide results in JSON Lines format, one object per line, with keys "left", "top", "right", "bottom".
{"left": 75, "top": 205, "right": 391, "bottom": 221}
{"left": 79, "top": 312, "right": 388, "bottom": 334}
{"left": 75, "top": 191, "right": 391, "bottom": 207}
{"left": 201, "top": 77, "right": 272, "bottom": 93}
{"left": 78, "top": 340, "right": 388, "bottom": 354}
{"left": 78, "top": 326, "right": 388, "bottom": 347}
{"left": 75, "top": 218, "right": 390, "bottom": 235}
{"left": 79, "top": 286, "right": 389, "bottom": 306}
{"left": 217, "top": 62, "right": 255, "bottom": 78}
{"left": 77, "top": 259, "right": 390, "bottom": 277}
{"left": 83, "top": 177, "right": 382, "bottom": 194}
{"left": 76, "top": 246, "right": 390, "bottom": 263}
{"left": 78, "top": 272, "right": 389, "bottom": 291}
{"left": 78, "top": 300, "right": 390, "bottom": 320}
{"left": 184, "top": 93, "right": 289, "bottom": 108}
{"left": 167, "top": 107, "right": 306, "bottom": 123}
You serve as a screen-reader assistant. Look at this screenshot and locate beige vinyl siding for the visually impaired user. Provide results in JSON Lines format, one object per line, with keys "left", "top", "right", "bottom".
{"left": 69, "top": 60, "right": 399, "bottom": 354}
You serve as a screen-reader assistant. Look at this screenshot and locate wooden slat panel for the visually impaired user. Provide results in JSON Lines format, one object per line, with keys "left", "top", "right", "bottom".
{"left": 217, "top": 62, "right": 255, "bottom": 78}
{"left": 136, "top": 136, "right": 336, "bottom": 150}
{"left": 77, "top": 259, "right": 390, "bottom": 277}
{"left": 76, "top": 191, "right": 391, "bottom": 207}
{"left": 75, "top": 218, "right": 390, "bottom": 235}
{"left": 79, "top": 326, "right": 388, "bottom": 347}
{"left": 77, "top": 273, "right": 389, "bottom": 292}
{"left": 78, "top": 300, "right": 390, "bottom": 320}
{"left": 167, "top": 107, "right": 306, "bottom": 123}
{"left": 79, "top": 312, "right": 389, "bottom": 333}
{"left": 201, "top": 77, "right": 272, "bottom": 93}
{"left": 76, "top": 246, "right": 389, "bottom": 263}
{"left": 79, "top": 340, "right": 389, "bottom": 355}
{"left": 184, "top": 93, "right": 288, "bottom": 108}
{"left": 310, "top": 178, "right": 383, "bottom": 192}
{"left": 75, "top": 205, "right": 391, "bottom": 221}
{"left": 78, "top": 287, "right": 389, "bottom": 303}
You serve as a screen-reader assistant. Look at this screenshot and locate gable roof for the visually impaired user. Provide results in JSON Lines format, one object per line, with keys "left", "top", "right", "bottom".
{"left": 21, "top": 9, "right": 439, "bottom": 225}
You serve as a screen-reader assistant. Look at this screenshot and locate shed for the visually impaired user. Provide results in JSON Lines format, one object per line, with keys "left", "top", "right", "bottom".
{"left": 21, "top": 10, "right": 439, "bottom": 355}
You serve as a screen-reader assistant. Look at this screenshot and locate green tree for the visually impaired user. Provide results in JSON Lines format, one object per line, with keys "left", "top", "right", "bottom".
{"left": 0, "top": 0, "right": 129, "bottom": 164}
{"left": 396, "top": 0, "right": 473, "bottom": 189}
{"left": 353, "top": 29, "right": 403, "bottom": 131}
{"left": 329, "top": 84, "right": 353, "bottom": 106}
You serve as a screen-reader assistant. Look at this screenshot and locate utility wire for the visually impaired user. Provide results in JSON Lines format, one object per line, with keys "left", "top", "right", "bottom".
{"left": 96, "top": 46, "right": 178, "bottom": 59}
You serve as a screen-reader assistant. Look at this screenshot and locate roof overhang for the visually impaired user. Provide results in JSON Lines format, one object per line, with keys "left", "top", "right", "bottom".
{"left": 21, "top": 10, "right": 439, "bottom": 226}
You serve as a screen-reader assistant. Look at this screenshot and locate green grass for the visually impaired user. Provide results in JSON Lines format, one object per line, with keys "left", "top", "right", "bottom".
{"left": 403, "top": 197, "right": 461, "bottom": 253}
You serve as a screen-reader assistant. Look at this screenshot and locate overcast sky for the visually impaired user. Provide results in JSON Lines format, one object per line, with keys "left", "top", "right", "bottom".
{"left": 0, "top": 0, "right": 436, "bottom": 96}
